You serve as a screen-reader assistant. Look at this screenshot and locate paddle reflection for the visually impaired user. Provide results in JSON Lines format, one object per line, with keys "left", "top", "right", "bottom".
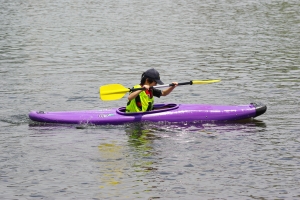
{"left": 97, "top": 142, "right": 125, "bottom": 188}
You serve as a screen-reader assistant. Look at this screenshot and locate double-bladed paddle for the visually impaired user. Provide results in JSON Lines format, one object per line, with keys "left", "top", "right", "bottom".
{"left": 99, "top": 79, "right": 221, "bottom": 101}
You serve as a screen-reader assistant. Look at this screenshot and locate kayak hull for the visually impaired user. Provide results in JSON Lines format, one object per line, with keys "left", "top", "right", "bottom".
{"left": 29, "top": 103, "right": 267, "bottom": 125}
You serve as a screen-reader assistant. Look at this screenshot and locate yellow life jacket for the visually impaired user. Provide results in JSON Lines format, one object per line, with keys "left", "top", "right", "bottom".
{"left": 126, "top": 85, "right": 154, "bottom": 113}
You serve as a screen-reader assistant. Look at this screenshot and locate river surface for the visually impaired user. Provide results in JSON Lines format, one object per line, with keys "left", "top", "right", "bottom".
{"left": 1, "top": 0, "right": 299, "bottom": 199}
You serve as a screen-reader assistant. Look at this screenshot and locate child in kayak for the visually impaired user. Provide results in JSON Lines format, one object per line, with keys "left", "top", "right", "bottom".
{"left": 126, "top": 68, "right": 178, "bottom": 113}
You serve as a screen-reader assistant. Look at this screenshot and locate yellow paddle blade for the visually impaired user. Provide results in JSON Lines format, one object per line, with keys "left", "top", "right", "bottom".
{"left": 192, "top": 79, "right": 221, "bottom": 84}
{"left": 100, "top": 84, "right": 130, "bottom": 101}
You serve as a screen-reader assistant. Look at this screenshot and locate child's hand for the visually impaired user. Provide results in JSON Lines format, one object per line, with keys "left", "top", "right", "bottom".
{"left": 171, "top": 82, "right": 178, "bottom": 87}
{"left": 142, "top": 85, "right": 151, "bottom": 90}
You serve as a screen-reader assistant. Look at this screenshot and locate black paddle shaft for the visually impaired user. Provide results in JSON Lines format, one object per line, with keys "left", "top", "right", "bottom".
{"left": 129, "top": 81, "right": 193, "bottom": 92}
{"left": 129, "top": 87, "right": 146, "bottom": 92}
{"left": 170, "top": 81, "right": 193, "bottom": 86}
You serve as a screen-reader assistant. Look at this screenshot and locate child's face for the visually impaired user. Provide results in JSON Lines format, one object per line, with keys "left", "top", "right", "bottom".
{"left": 150, "top": 81, "right": 157, "bottom": 87}
{"left": 145, "top": 78, "right": 157, "bottom": 87}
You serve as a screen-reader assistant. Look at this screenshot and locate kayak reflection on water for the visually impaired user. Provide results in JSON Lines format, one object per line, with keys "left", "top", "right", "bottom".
{"left": 124, "top": 119, "right": 266, "bottom": 136}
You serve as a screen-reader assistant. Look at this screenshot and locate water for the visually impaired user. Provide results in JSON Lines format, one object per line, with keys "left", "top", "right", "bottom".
{"left": 1, "top": 0, "right": 299, "bottom": 199}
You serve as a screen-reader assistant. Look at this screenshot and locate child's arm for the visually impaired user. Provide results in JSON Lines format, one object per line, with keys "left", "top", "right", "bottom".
{"left": 161, "top": 82, "right": 178, "bottom": 96}
{"left": 128, "top": 90, "right": 142, "bottom": 101}
{"left": 127, "top": 85, "right": 151, "bottom": 100}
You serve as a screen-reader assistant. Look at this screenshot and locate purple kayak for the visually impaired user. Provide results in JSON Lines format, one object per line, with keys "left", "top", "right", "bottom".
{"left": 29, "top": 103, "right": 267, "bottom": 125}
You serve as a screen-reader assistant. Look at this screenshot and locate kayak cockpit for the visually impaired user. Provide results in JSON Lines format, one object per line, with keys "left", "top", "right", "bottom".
{"left": 116, "top": 103, "right": 179, "bottom": 115}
